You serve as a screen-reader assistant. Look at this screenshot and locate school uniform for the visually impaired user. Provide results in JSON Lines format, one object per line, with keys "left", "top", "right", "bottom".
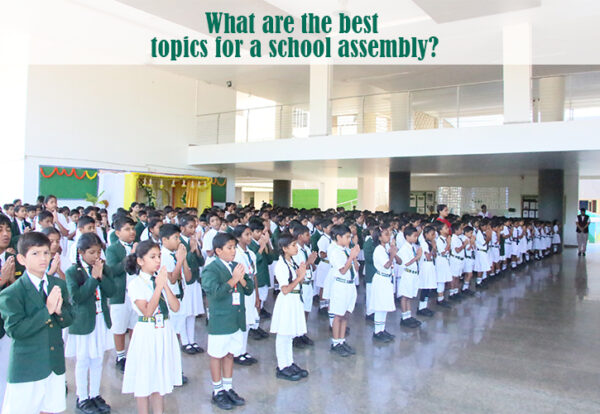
{"left": 202, "top": 228, "right": 219, "bottom": 265}
{"left": 202, "top": 259, "right": 254, "bottom": 358}
{"left": 105, "top": 240, "right": 137, "bottom": 335}
{"left": 398, "top": 242, "right": 419, "bottom": 298}
{"left": 248, "top": 238, "right": 276, "bottom": 303}
{"left": 362, "top": 236, "right": 376, "bottom": 315}
{"left": 552, "top": 225, "right": 561, "bottom": 250}
{"left": 500, "top": 226, "right": 510, "bottom": 263}
{"left": 180, "top": 235, "right": 206, "bottom": 316}
{"left": 0, "top": 272, "right": 74, "bottom": 414}
{"left": 122, "top": 271, "right": 182, "bottom": 396}
{"left": 234, "top": 245, "right": 260, "bottom": 356}
{"left": 0, "top": 251, "right": 24, "bottom": 280}
{"left": 370, "top": 244, "right": 395, "bottom": 313}
{"left": 0, "top": 274, "right": 10, "bottom": 409}
{"left": 461, "top": 235, "right": 475, "bottom": 274}
{"left": 328, "top": 243, "right": 358, "bottom": 316}
{"left": 292, "top": 243, "right": 314, "bottom": 313}
{"left": 418, "top": 241, "right": 437, "bottom": 290}
{"left": 134, "top": 220, "right": 147, "bottom": 243}
{"left": 271, "top": 258, "right": 306, "bottom": 370}
{"left": 449, "top": 234, "right": 465, "bottom": 277}
{"left": 474, "top": 230, "right": 491, "bottom": 273}
{"left": 435, "top": 236, "right": 453, "bottom": 284}
{"left": 322, "top": 241, "right": 337, "bottom": 301}
{"left": 315, "top": 233, "right": 332, "bottom": 291}
{"left": 160, "top": 246, "right": 188, "bottom": 336}
{"left": 65, "top": 263, "right": 115, "bottom": 402}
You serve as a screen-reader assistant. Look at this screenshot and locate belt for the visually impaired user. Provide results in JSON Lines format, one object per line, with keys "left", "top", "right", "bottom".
{"left": 423, "top": 259, "right": 433, "bottom": 262}
{"left": 375, "top": 271, "right": 393, "bottom": 278}
{"left": 302, "top": 280, "right": 313, "bottom": 285}
{"left": 290, "top": 290, "right": 302, "bottom": 294}
{"left": 404, "top": 269, "right": 418, "bottom": 275}
{"left": 321, "top": 259, "right": 330, "bottom": 264}
{"left": 477, "top": 248, "right": 488, "bottom": 252}
{"left": 335, "top": 277, "right": 354, "bottom": 284}
{"left": 139, "top": 316, "right": 169, "bottom": 323}
{"left": 450, "top": 254, "right": 464, "bottom": 261}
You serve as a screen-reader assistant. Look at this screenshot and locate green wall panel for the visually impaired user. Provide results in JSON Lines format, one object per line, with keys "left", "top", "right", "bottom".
{"left": 212, "top": 177, "right": 227, "bottom": 203}
{"left": 337, "top": 189, "right": 358, "bottom": 210}
{"left": 38, "top": 166, "right": 98, "bottom": 200}
{"left": 292, "top": 189, "right": 319, "bottom": 209}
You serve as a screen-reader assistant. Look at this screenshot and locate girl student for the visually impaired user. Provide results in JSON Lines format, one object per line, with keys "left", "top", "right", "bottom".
{"left": 434, "top": 222, "right": 453, "bottom": 308}
{"left": 473, "top": 218, "right": 492, "bottom": 290}
{"left": 65, "top": 232, "right": 116, "bottom": 414}
{"left": 291, "top": 225, "right": 318, "bottom": 347}
{"left": 416, "top": 225, "right": 437, "bottom": 320}
{"left": 271, "top": 232, "right": 309, "bottom": 381}
{"left": 41, "top": 226, "right": 65, "bottom": 279}
{"left": 122, "top": 240, "right": 183, "bottom": 414}
{"left": 448, "top": 222, "right": 467, "bottom": 301}
{"left": 232, "top": 224, "right": 260, "bottom": 365}
{"left": 370, "top": 223, "right": 400, "bottom": 343}
{"left": 460, "top": 225, "right": 476, "bottom": 296}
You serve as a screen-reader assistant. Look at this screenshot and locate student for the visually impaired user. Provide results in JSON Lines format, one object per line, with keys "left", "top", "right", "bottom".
{"left": 459, "top": 226, "right": 476, "bottom": 296}
{"left": 291, "top": 226, "right": 318, "bottom": 347}
{"left": 449, "top": 222, "right": 467, "bottom": 301}
{"left": 435, "top": 223, "right": 453, "bottom": 308}
{"left": 106, "top": 216, "right": 138, "bottom": 372}
{"left": 370, "top": 224, "right": 398, "bottom": 343}
{"left": 398, "top": 226, "right": 422, "bottom": 328}
{"left": 232, "top": 225, "right": 261, "bottom": 365}
{"left": 65, "top": 233, "right": 115, "bottom": 414}
{"left": 417, "top": 225, "right": 437, "bottom": 318}
{"left": 159, "top": 224, "right": 192, "bottom": 357}
{"left": 552, "top": 220, "right": 562, "bottom": 253}
{"left": 271, "top": 232, "right": 309, "bottom": 380}
{"left": 248, "top": 219, "right": 276, "bottom": 321}
{"left": 328, "top": 224, "right": 360, "bottom": 357}
{"left": 362, "top": 225, "right": 377, "bottom": 321}
{"left": 122, "top": 240, "right": 183, "bottom": 414}
{"left": 69, "top": 215, "right": 100, "bottom": 266}
{"left": 37, "top": 210, "right": 55, "bottom": 230}
{"left": 134, "top": 210, "right": 148, "bottom": 243}
{"left": 0, "top": 232, "right": 74, "bottom": 414}
{"left": 41, "top": 227, "right": 66, "bottom": 279}
{"left": 474, "top": 219, "right": 492, "bottom": 289}
{"left": 178, "top": 215, "right": 206, "bottom": 355}
{"left": 11, "top": 205, "right": 31, "bottom": 241}
{"left": 202, "top": 232, "right": 254, "bottom": 410}
{"left": 315, "top": 219, "right": 333, "bottom": 314}
{"left": 202, "top": 213, "right": 222, "bottom": 264}
{"left": 25, "top": 205, "right": 37, "bottom": 227}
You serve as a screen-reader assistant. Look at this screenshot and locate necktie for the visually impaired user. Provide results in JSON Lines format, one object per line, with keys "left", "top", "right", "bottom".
{"left": 412, "top": 245, "right": 420, "bottom": 272}
{"left": 151, "top": 275, "right": 170, "bottom": 317}
{"left": 244, "top": 251, "right": 254, "bottom": 274}
{"left": 229, "top": 262, "right": 236, "bottom": 272}
{"left": 344, "top": 250, "right": 355, "bottom": 281}
{"left": 39, "top": 280, "right": 48, "bottom": 301}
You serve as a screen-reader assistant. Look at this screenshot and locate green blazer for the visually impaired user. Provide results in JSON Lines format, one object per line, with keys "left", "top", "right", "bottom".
{"left": 248, "top": 239, "right": 275, "bottom": 288}
{"left": 363, "top": 237, "right": 376, "bottom": 284}
{"left": 134, "top": 221, "right": 147, "bottom": 243}
{"left": 180, "top": 237, "right": 204, "bottom": 285}
{"left": 310, "top": 230, "right": 322, "bottom": 265}
{"left": 66, "top": 264, "right": 116, "bottom": 335}
{"left": 0, "top": 273, "right": 74, "bottom": 383}
{"left": 109, "top": 231, "right": 118, "bottom": 246}
{"left": 4, "top": 252, "right": 25, "bottom": 279}
{"left": 203, "top": 259, "right": 254, "bottom": 335}
{"left": 105, "top": 242, "right": 128, "bottom": 304}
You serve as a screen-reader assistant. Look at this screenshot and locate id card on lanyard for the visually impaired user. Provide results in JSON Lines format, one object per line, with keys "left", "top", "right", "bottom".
{"left": 154, "top": 313, "right": 164, "bottom": 329}
{"left": 232, "top": 288, "right": 241, "bottom": 306}
{"left": 95, "top": 288, "right": 102, "bottom": 314}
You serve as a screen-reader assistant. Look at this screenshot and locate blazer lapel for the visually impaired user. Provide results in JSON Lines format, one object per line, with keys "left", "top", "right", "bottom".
{"left": 21, "top": 273, "right": 46, "bottom": 306}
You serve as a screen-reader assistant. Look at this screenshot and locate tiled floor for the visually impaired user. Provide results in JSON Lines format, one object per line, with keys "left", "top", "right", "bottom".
{"left": 65, "top": 247, "right": 600, "bottom": 413}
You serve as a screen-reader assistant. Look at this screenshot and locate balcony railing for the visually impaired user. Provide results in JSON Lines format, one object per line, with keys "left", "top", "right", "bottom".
{"left": 194, "top": 72, "right": 600, "bottom": 145}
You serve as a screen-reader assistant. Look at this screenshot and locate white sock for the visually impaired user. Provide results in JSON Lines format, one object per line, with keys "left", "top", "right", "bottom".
{"left": 418, "top": 300, "right": 427, "bottom": 310}
{"left": 402, "top": 311, "right": 411, "bottom": 320}
{"left": 75, "top": 357, "right": 91, "bottom": 401}
{"left": 374, "top": 312, "right": 386, "bottom": 333}
{"left": 222, "top": 377, "right": 232, "bottom": 392}
{"left": 328, "top": 313, "right": 334, "bottom": 327}
{"left": 88, "top": 357, "right": 103, "bottom": 399}
{"left": 476, "top": 277, "right": 482, "bottom": 285}
{"left": 462, "top": 282, "right": 470, "bottom": 290}
{"left": 213, "top": 380, "right": 223, "bottom": 395}
{"left": 276, "top": 334, "right": 293, "bottom": 369}
{"left": 116, "top": 350, "right": 126, "bottom": 361}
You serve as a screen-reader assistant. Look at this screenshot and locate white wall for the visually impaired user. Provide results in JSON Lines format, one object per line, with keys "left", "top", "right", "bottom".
{"left": 24, "top": 65, "right": 215, "bottom": 203}
{"left": 579, "top": 178, "right": 600, "bottom": 200}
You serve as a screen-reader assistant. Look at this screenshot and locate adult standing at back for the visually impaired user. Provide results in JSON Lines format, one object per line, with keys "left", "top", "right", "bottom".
{"left": 478, "top": 205, "right": 492, "bottom": 219}
{"left": 576, "top": 208, "right": 590, "bottom": 256}
{"left": 436, "top": 204, "right": 452, "bottom": 235}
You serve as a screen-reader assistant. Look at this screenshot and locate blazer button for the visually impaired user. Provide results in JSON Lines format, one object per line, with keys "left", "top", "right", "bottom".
{"left": 50, "top": 346, "right": 55, "bottom": 351}
{"left": 49, "top": 324, "right": 54, "bottom": 328}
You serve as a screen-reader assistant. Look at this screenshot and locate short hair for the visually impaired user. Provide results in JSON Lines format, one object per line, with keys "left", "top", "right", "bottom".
{"left": 436, "top": 204, "right": 447, "bottom": 214}
{"left": 41, "top": 226, "right": 61, "bottom": 238}
{"left": 114, "top": 216, "right": 135, "bottom": 231}
{"left": 77, "top": 215, "right": 96, "bottom": 229}
{"left": 277, "top": 232, "right": 294, "bottom": 255}
{"left": 26, "top": 206, "right": 37, "bottom": 213}
{"left": 18, "top": 231, "right": 50, "bottom": 256}
{"left": 481, "top": 204, "right": 487, "bottom": 209}
{"left": 403, "top": 225, "right": 418, "bottom": 238}
{"left": 331, "top": 224, "right": 350, "bottom": 241}
{"left": 2, "top": 204, "right": 14, "bottom": 211}
{"left": 0, "top": 214, "right": 12, "bottom": 229}
{"left": 232, "top": 224, "right": 249, "bottom": 239}
{"left": 248, "top": 220, "right": 265, "bottom": 232}
{"left": 213, "top": 232, "right": 236, "bottom": 251}
{"left": 463, "top": 225, "right": 474, "bottom": 234}
{"left": 37, "top": 210, "right": 53, "bottom": 223}
{"left": 293, "top": 225, "right": 310, "bottom": 238}
{"left": 159, "top": 223, "right": 180, "bottom": 240}
{"left": 178, "top": 214, "right": 196, "bottom": 228}
{"left": 148, "top": 218, "right": 162, "bottom": 230}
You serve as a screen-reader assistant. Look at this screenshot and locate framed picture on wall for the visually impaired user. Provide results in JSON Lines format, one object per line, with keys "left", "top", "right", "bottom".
{"left": 426, "top": 192, "right": 434, "bottom": 204}
{"left": 523, "top": 210, "right": 529, "bottom": 218}
{"left": 417, "top": 207, "right": 425, "bottom": 214}
{"left": 410, "top": 194, "right": 416, "bottom": 207}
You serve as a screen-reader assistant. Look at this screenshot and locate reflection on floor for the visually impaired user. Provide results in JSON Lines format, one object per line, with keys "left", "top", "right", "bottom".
{"left": 65, "top": 247, "right": 600, "bottom": 413}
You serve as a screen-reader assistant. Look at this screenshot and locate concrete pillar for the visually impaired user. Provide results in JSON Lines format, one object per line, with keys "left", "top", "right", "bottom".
{"left": 563, "top": 172, "right": 579, "bottom": 247}
{"left": 0, "top": 5, "right": 29, "bottom": 202}
{"left": 538, "top": 169, "right": 564, "bottom": 223}
{"left": 275, "top": 105, "right": 293, "bottom": 139}
{"left": 309, "top": 64, "right": 331, "bottom": 137}
{"left": 391, "top": 93, "right": 410, "bottom": 131}
{"left": 502, "top": 23, "right": 532, "bottom": 124}
{"left": 319, "top": 179, "right": 337, "bottom": 210}
{"left": 389, "top": 172, "right": 410, "bottom": 213}
{"left": 273, "top": 180, "right": 291, "bottom": 207}
{"left": 223, "top": 169, "right": 236, "bottom": 203}
{"left": 539, "top": 76, "right": 565, "bottom": 122}
{"left": 358, "top": 176, "right": 377, "bottom": 211}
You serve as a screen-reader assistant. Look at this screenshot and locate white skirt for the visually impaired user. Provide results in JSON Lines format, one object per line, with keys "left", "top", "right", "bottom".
{"left": 182, "top": 282, "right": 205, "bottom": 316}
{"left": 474, "top": 250, "right": 491, "bottom": 272}
{"left": 244, "top": 289, "right": 259, "bottom": 326}
{"left": 419, "top": 261, "right": 437, "bottom": 289}
{"left": 122, "top": 319, "right": 182, "bottom": 397}
{"left": 463, "top": 258, "right": 474, "bottom": 274}
{"left": 449, "top": 257, "right": 464, "bottom": 277}
{"left": 270, "top": 291, "right": 307, "bottom": 337}
{"left": 66, "top": 313, "right": 114, "bottom": 359}
{"left": 370, "top": 273, "right": 395, "bottom": 313}
{"left": 435, "top": 257, "right": 453, "bottom": 283}
{"left": 301, "top": 282, "right": 314, "bottom": 313}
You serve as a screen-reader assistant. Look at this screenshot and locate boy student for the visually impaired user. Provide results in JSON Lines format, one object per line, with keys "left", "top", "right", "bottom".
{"left": 134, "top": 210, "right": 148, "bottom": 242}
{"left": 106, "top": 216, "right": 138, "bottom": 372}
{"left": 37, "top": 210, "right": 55, "bottom": 231}
{"left": 0, "top": 232, "right": 74, "bottom": 414}
{"left": 202, "top": 232, "right": 254, "bottom": 410}
{"left": 315, "top": 219, "right": 333, "bottom": 315}
{"left": 291, "top": 225, "right": 318, "bottom": 346}
{"left": 460, "top": 225, "right": 476, "bottom": 296}
{"left": 26, "top": 205, "right": 37, "bottom": 227}
{"left": 12, "top": 205, "right": 31, "bottom": 238}
{"left": 328, "top": 224, "right": 360, "bottom": 357}
{"left": 202, "top": 213, "right": 223, "bottom": 264}
{"left": 248, "top": 219, "right": 276, "bottom": 321}
{"left": 68, "top": 215, "right": 99, "bottom": 265}
{"left": 398, "top": 226, "right": 423, "bottom": 328}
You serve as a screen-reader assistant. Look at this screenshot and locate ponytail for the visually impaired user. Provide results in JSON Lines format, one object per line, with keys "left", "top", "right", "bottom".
{"left": 126, "top": 240, "right": 159, "bottom": 275}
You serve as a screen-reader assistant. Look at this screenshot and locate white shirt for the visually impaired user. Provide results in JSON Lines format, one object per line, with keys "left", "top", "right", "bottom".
{"left": 395, "top": 231, "right": 406, "bottom": 249}
{"left": 274, "top": 258, "right": 300, "bottom": 292}
{"left": 317, "top": 234, "right": 331, "bottom": 256}
{"left": 399, "top": 242, "right": 418, "bottom": 272}
{"left": 451, "top": 234, "right": 464, "bottom": 258}
{"left": 476, "top": 230, "right": 487, "bottom": 250}
{"left": 328, "top": 243, "right": 353, "bottom": 281}
{"left": 292, "top": 243, "right": 313, "bottom": 281}
{"left": 202, "top": 228, "right": 218, "bottom": 254}
{"left": 27, "top": 272, "right": 49, "bottom": 295}
{"left": 373, "top": 244, "right": 392, "bottom": 275}
{"left": 160, "top": 246, "right": 183, "bottom": 297}
{"left": 235, "top": 245, "right": 257, "bottom": 277}
{"left": 129, "top": 271, "right": 166, "bottom": 317}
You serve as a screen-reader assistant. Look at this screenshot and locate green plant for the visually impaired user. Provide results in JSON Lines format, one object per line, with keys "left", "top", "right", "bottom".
{"left": 85, "top": 190, "right": 108, "bottom": 207}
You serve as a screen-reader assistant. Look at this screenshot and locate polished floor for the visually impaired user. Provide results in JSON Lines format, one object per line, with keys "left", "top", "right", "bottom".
{"left": 65, "top": 247, "right": 600, "bottom": 413}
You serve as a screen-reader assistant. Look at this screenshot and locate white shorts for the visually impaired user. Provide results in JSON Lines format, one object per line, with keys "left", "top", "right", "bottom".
{"left": 2, "top": 372, "right": 66, "bottom": 414}
{"left": 207, "top": 330, "right": 244, "bottom": 358}
{"left": 328, "top": 280, "right": 357, "bottom": 316}
{"left": 398, "top": 270, "right": 419, "bottom": 298}
{"left": 463, "top": 258, "right": 474, "bottom": 274}
{"left": 110, "top": 301, "right": 138, "bottom": 335}
{"left": 301, "top": 283, "right": 314, "bottom": 313}
{"left": 258, "top": 285, "right": 269, "bottom": 302}
{"left": 0, "top": 335, "right": 10, "bottom": 409}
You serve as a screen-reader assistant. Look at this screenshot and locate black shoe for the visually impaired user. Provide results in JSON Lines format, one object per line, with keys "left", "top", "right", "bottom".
{"left": 212, "top": 390, "right": 233, "bottom": 410}
{"left": 256, "top": 327, "right": 270, "bottom": 338}
{"left": 462, "top": 289, "right": 475, "bottom": 296}
{"left": 92, "top": 396, "right": 111, "bottom": 413}
{"left": 365, "top": 313, "right": 374, "bottom": 321}
{"left": 400, "top": 318, "right": 419, "bottom": 328}
{"left": 318, "top": 307, "right": 329, "bottom": 316}
{"left": 76, "top": 398, "right": 98, "bottom": 414}
{"left": 248, "top": 329, "right": 264, "bottom": 341}
{"left": 578, "top": 252, "right": 581, "bottom": 256}
{"left": 227, "top": 389, "right": 246, "bottom": 406}
{"left": 115, "top": 357, "right": 126, "bottom": 373}
{"left": 276, "top": 366, "right": 302, "bottom": 381}
{"left": 293, "top": 337, "right": 306, "bottom": 349}
{"left": 191, "top": 343, "right": 205, "bottom": 353}
{"left": 341, "top": 342, "right": 356, "bottom": 355}
{"left": 301, "top": 334, "right": 314, "bottom": 346}
{"left": 330, "top": 343, "right": 350, "bottom": 357}
{"left": 416, "top": 308, "right": 434, "bottom": 317}
{"left": 407, "top": 317, "right": 422, "bottom": 327}
{"left": 182, "top": 344, "right": 197, "bottom": 354}
{"left": 476, "top": 283, "right": 488, "bottom": 291}
{"left": 234, "top": 354, "right": 254, "bottom": 366}
{"left": 243, "top": 353, "right": 258, "bottom": 364}
{"left": 290, "top": 363, "right": 309, "bottom": 378}
{"left": 177, "top": 375, "right": 188, "bottom": 386}
{"left": 373, "top": 332, "right": 392, "bottom": 343}
{"left": 436, "top": 300, "right": 452, "bottom": 309}
{"left": 259, "top": 308, "right": 272, "bottom": 319}
{"left": 448, "top": 294, "right": 460, "bottom": 302}
{"left": 382, "top": 330, "right": 395, "bottom": 339}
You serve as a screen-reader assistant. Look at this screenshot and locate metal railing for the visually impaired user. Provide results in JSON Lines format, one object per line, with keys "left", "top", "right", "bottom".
{"left": 194, "top": 71, "right": 600, "bottom": 145}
